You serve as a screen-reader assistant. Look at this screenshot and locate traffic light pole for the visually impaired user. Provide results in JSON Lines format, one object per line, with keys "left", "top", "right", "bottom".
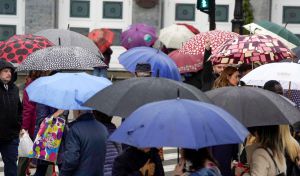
{"left": 209, "top": 0, "right": 216, "bottom": 30}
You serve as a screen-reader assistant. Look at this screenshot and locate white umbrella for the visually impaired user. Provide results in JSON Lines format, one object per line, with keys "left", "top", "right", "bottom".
{"left": 241, "top": 62, "right": 300, "bottom": 90}
{"left": 159, "top": 24, "right": 195, "bottom": 49}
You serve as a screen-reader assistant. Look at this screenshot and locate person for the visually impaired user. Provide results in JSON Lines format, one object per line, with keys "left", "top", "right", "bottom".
{"left": 112, "top": 146, "right": 164, "bottom": 176}
{"left": 213, "top": 66, "right": 240, "bottom": 88}
{"left": 0, "top": 60, "right": 22, "bottom": 176}
{"left": 263, "top": 80, "right": 283, "bottom": 95}
{"left": 238, "top": 63, "right": 252, "bottom": 78}
{"left": 173, "top": 148, "right": 222, "bottom": 176}
{"left": 60, "top": 110, "right": 108, "bottom": 176}
{"left": 94, "top": 111, "right": 122, "bottom": 176}
{"left": 93, "top": 47, "right": 113, "bottom": 78}
{"left": 135, "top": 63, "right": 152, "bottom": 77}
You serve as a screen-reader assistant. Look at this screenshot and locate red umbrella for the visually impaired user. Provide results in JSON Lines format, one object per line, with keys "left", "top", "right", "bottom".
{"left": 177, "top": 23, "right": 200, "bottom": 35}
{"left": 210, "top": 35, "right": 295, "bottom": 65}
{"left": 0, "top": 34, "right": 54, "bottom": 64}
{"left": 168, "top": 50, "right": 203, "bottom": 74}
{"left": 180, "top": 30, "right": 239, "bottom": 56}
{"left": 88, "top": 28, "right": 115, "bottom": 53}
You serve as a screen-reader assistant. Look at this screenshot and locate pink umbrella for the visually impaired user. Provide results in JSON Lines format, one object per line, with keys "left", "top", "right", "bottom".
{"left": 121, "top": 23, "right": 157, "bottom": 50}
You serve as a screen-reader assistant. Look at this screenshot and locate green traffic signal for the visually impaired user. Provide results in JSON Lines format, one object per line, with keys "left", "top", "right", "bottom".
{"left": 197, "top": 0, "right": 210, "bottom": 11}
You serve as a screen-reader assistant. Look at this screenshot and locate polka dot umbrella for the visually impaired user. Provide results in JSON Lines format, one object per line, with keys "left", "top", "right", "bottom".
{"left": 179, "top": 30, "right": 239, "bottom": 56}
{"left": 0, "top": 34, "right": 54, "bottom": 64}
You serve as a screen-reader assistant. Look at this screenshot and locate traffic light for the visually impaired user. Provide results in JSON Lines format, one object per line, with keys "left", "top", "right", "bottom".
{"left": 197, "top": 0, "right": 210, "bottom": 12}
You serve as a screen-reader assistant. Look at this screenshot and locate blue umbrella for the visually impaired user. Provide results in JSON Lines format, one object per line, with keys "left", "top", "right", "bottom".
{"left": 26, "top": 72, "right": 112, "bottom": 110}
{"left": 109, "top": 99, "right": 249, "bottom": 149}
{"left": 119, "top": 46, "right": 181, "bottom": 81}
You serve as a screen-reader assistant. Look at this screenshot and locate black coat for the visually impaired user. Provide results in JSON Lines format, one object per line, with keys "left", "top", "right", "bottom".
{"left": 0, "top": 60, "right": 22, "bottom": 141}
{"left": 112, "top": 147, "right": 164, "bottom": 176}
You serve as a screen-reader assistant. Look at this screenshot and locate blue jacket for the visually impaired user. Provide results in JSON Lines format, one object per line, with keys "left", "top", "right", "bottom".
{"left": 60, "top": 113, "right": 108, "bottom": 176}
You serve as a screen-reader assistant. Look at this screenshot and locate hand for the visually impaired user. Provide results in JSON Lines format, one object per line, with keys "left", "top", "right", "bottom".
{"left": 19, "top": 129, "right": 26, "bottom": 137}
{"left": 139, "top": 159, "right": 155, "bottom": 176}
{"left": 174, "top": 158, "right": 186, "bottom": 176}
{"left": 52, "top": 109, "right": 64, "bottom": 118}
{"left": 205, "top": 39, "right": 211, "bottom": 50}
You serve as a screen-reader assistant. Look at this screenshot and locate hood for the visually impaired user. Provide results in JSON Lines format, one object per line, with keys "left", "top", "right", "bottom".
{"left": 0, "top": 60, "right": 17, "bottom": 85}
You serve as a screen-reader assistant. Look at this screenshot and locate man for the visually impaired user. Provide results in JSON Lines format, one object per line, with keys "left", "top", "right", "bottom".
{"left": 135, "top": 63, "right": 152, "bottom": 77}
{"left": 0, "top": 60, "right": 22, "bottom": 176}
{"left": 60, "top": 110, "right": 108, "bottom": 176}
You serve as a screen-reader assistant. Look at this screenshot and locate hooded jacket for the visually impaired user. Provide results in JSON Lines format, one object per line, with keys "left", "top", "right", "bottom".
{"left": 0, "top": 60, "right": 22, "bottom": 141}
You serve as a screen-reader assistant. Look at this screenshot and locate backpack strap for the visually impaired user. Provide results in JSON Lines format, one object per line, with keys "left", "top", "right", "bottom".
{"left": 261, "top": 147, "right": 281, "bottom": 174}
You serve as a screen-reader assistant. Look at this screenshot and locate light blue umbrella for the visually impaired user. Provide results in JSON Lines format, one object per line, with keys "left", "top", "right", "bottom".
{"left": 119, "top": 46, "right": 181, "bottom": 81}
{"left": 109, "top": 99, "right": 249, "bottom": 149}
{"left": 26, "top": 72, "right": 112, "bottom": 110}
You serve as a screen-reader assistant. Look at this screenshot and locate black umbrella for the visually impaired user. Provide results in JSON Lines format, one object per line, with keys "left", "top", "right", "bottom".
{"left": 206, "top": 87, "right": 300, "bottom": 127}
{"left": 84, "top": 77, "right": 212, "bottom": 117}
{"left": 16, "top": 46, "right": 106, "bottom": 71}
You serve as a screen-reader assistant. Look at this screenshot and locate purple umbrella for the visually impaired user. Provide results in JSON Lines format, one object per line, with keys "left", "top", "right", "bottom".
{"left": 121, "top": 23, "right": 157, "bottom": 50}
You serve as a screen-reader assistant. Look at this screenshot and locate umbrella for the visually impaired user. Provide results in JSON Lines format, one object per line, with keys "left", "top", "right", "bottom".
{"left": 109, "top": 99, "right": 249, "bottom": 149}
{"left": 206, "top": 87, "right": 300, "bottom": 127}
{"left": 35, "top": 29, "right": 101, "bottom": 56}
{"left": 210, "top": 35, "right": 295, "bottom": 65}
{"left": 118, "top": 46, "right": 181, "bottom": 81}
{"left": 0, "top": 35, "right": 54, "bottom": 64}
{"left": 26, "top": 72, "right": 112, "bottom": 110}
{"left": 241, "top": 62, "right": 300, "bottom": 90}
{"left": 16, "top": 46, "right": 106, "bottom": 71}
{"left": 180, "top": 30, "right": 239, "bottom": 56}
{"left": 292, "top": 46, "right": 300, "bottom": 59}
{"left": 177, "top": 23, "right": 200, "bottom": 35}
{"left": 84, "top": 77, "right": 212, "bottom": 117}
{"left": 88, "top": 28, "right": 115, "bottom": 53}
{"left": 121, "top": 23, "right": 157, "bottom": 50}
{"left": 168, "top": 50, "right": 203, "bottom": 74}
{"left": 243, "top": 21, "right": 300, "bottom": 49}
{"left": 159, "top": 24, "right": 195, "bottom": 49}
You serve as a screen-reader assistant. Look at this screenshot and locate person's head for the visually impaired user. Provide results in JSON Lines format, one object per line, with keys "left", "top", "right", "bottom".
{"left": 263, "top": 80, "right": 283, "bottom": 95}
{"left": 213, "top": 64, "right": 228, "bottom": 76}
{"left": 238, "top": 63, "right": 252, "bottom": 78}
{"left": 103, "top": 47, "right": 113, "bottom": 65}
{"left": 0, "top": 60, "right": 14, "bottom": 84}
{"left": 181, "top": 148, "right": 217, "bottom": 171}
{"left": 279, "top": 125, "right": 300, "bottom": 162}
{"left": 93, "top": 110, "right": 113, "bottom": 124}
{"left": 27, "top": 70, "right": 52, "bottom": 82}
{"left": 135, "top": 63, "right": 152, "bottom": 77}
{"left": 213, "top": 66, "right": 240, "bottom": 88}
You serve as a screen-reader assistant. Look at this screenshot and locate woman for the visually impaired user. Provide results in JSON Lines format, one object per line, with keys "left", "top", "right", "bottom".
{"left": 173, "top": 148, "right": 222, "bottom": 176}
{"left": 213, "top": 66, "right": 239, "bottom": 88}
{"left": 246, "top": 126, "right": 286, "bottom": 176}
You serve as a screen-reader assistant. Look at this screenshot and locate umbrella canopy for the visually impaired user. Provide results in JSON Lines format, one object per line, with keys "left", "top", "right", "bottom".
{"left": 0, "top": 35, "right": 54, "bottom": 64}
{"left": 168, "top": 50, "right": 203, "bottom": 74}
{"left": 243, "top": 21, "right": 300, "bottom": 49}
{"left": 180, "top": 30, "right": 239, "bottom": 56}
{"left": 119, "top": 46, "right": 181, "bottom": 81}
{"left": 211, "top": 35, "right": 294, "bottom": 65}
{"left": 121, "top": 23, "right": 157, "bottom": 50}
{"left": 241, "top": 62, "right": 300, "bottom": 90}
{"left": 159, "top": 24, "right": 195, "bottom": 49}
{"left": 26, "top": 72, "right": 112, "bottom": 110}
{"left": 35, "top": 29, "right": 101, "bottom": 56}
{"left": 109, "top": 99, "right": 249, "bottom": 149}
{"left": 16, "top": 46, "right": 106, "bottom": 71}
{"left": 84, "top": 77, "right": 212, "bottom": 117}
{"left": 177, "top": 23, "right": 200, "bottom": 35}
{"left": 206, "top": 87, "right": 300, "bottom": 127}
{"left": 88, "top": 28, "right": 115, "bottom": 53}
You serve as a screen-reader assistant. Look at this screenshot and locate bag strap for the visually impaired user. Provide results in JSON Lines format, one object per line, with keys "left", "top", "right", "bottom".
{"left": 261, "top": 147, "right": 281, "bottom": 174}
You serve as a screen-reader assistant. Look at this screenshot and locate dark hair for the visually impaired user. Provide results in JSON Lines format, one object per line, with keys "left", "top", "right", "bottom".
{"left": 182, "top": 148, "right": 217, "bottom": 171}
{"left": 93, "top": 110, "right": 112, "bottom": 123}
{"left": 263, "top": 80, "right": 283, "bottom": 95}
{"left": 238, "top": 63, "right": 252, "bottom": 73}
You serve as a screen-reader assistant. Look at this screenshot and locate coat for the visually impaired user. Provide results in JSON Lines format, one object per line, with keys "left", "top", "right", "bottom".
{"left": 0, "top": 60, "right": 22, "bottom": 141}
{"left": 22, "top": 79, "right": 36, "bottom": 138}
{"left": 112, "top": 147, "right": 165, "bottom": 176}
{"left": 60, "top": 113, "right": 108, "bottom": 176}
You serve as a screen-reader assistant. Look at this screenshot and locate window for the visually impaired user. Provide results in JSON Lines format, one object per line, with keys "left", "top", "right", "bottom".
{"left": 70, "top": 27, "right": 89, "bottom": 36}
{"left": 0, "top": 0, "right": 16, "bottom": 15}
{"left": 215, "top": 5, "right": 229, "bottom": 22}
{"left": 0, "top": 25, "right": 16, "bottom": 41}
{"left": 103, "top": 1, "right": 123, "bottom": 19}
{"left": 70, "top": 0, "right": 90, "bottom": 18}
{"left": 283, "top": 6, "right": 300, "bottom": 24}
{"left": 110, "top": 29, "right": 122, "bottom": 46}
{"left": 175, "top": 3, "right": 195, "bottom": 21}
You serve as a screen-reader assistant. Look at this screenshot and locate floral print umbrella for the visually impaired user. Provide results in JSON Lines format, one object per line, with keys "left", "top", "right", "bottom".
{"left": 210, "top": 35, "right": 295, "bottom": 65}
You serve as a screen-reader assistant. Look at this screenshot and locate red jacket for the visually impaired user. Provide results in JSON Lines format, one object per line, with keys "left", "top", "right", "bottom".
{"left": 22, "top": 79, "right": 36, "bottom": 138}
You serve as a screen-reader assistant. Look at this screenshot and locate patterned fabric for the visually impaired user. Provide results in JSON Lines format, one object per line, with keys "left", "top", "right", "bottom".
{"left": 88, "top": 28, "right": 115, "bottom": 53}
{"left": 0, "top": 35, "right": 53, "bottom": 63}
{"left": 16, "top": 46, "right": 107, "bottom": 71}
{"left": 180, "top": 30, "right": 239, "bottom": 56}
{"left": 284, "top": 90, "right": 300, "bottom": 108}
{"left": 211, "top": 35, "right": 294, "bottom": 65}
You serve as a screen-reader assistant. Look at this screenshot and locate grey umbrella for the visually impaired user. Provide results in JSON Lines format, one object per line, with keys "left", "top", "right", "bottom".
{"left": 206, "top": 87, "right": 300, "bottom": 127}
{"left": 35, "top": 29, "right": 101, "bottom": 56}
{"left": 16, "top": 46, "right": 106, "bottom": 71}
{"left": 84, "top": 77, "right": 212, "bottom": 117}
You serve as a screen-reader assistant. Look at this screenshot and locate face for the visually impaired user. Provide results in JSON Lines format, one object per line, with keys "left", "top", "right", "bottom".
{"left": 0, "top": 68, "right": 12, "bottom": 84}
{"left": 135, "top": 71, "right": 152, "bottom": 77}
{"left": 213, "top": 64, "right": 227, "bottom": 75}
{"left": 228, "top": 71, "right": 240, "bottom": 86}
{"left": 274, "top": 84, "right": 283, "bottom": 95}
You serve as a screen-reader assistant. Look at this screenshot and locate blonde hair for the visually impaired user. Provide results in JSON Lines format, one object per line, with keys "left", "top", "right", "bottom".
{"left": 213, "top": 66, "right": 238, "bottom": 89}
{"left": 280, "top": 125, "right": 300, "bottom": 162}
